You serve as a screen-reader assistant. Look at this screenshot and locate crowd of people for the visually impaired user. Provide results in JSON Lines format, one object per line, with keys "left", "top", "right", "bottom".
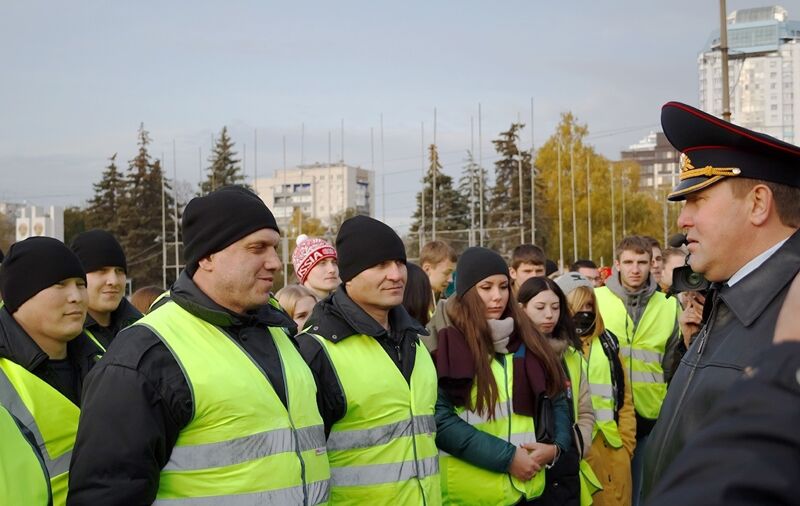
{"left": 1, "top": 99, "right": 798, "bottom": 506}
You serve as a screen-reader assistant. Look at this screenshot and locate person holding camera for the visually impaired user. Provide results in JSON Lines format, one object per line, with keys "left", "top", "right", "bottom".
{"left": 641, "top": 102, "right": 800, "bottom": 500}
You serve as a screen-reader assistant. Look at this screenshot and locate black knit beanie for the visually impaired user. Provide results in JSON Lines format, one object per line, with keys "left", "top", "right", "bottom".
{"left": 455, "top": 247, "right": 509, "bottom": 297}
{"left": 182, "top": 185, "right": 280, "bottom": 275}
{"left": 0, "top": 237, "right": 87, "bottom": 313}
{"left": 70, "top": 229, "right": 127, "bottom": 273}
{"left": 336, "top": 215, "right": 406, "bottom": 283}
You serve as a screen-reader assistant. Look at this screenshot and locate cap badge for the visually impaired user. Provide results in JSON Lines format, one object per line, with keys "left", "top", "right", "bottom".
{"left": 678, "top": 153, "right": 741, "bottom": 181}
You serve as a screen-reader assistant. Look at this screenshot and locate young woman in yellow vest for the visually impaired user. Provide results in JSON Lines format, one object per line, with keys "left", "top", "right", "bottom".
{"left": 518, "top": 276, "right": 602, "bottom": 506}
{"left": 433, "top": 247, "right": 570, "bottom": 506}
{"left": 557, "top": 274, "right": 637, "bottom": 506}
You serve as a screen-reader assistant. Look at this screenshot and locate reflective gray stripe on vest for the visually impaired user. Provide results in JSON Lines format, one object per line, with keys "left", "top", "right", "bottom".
{"left": 508, "top": 431, "right": 537, "bottom": 447}
{"left": 164, "top": 424, "right": 325, "bottom": 472}
{"left": 331, "top": 455, "right": 439, "bottom": 487}
{"left": 594, "top": 408, "right": 615, "bottom": 422}
{"left": 153, "top": 480, "right": 331, "bottom": 505}
{"left": 0, "top": 367, "right": 71, "bottom": 478}
{"left": 326, "top": 415, "right": 435, "bottom": 452}
{"left": 629, "top": 371, "right": 664, "bottom": 384}
{"left": 458, "top": 401, "right": 511, "bottom": 424}
{"left": 620, "top": 348, "right": 662, "bottom": 363}
{"left": 589, "top": 383, "right": 614, "bottom": 398}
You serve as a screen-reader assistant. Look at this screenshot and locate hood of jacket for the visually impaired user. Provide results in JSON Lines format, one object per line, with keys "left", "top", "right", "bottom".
{"left": 605, "top": 266, "right": 659, "bottom": 324}
{"left": 305, "top": 285, "right": 426, "bottom": 343}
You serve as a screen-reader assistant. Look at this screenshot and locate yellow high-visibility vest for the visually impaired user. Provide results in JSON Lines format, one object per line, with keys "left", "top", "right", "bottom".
{"left": 312, "top": 333, "right": 441, "bottom": 505}
{"left": 138, "top": 300, "right": 330, "bottom": 505}
{"left": 595, "top": 287, "right": 678, "bottom": 420}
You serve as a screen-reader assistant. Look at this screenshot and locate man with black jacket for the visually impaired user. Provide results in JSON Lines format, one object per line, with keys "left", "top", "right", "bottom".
{"left": 642, "top": 102, "right": 800, "bottom": 500}
{"left": 297, "top": 215, "right": 441, "bottom": 505}
{"left": 68, "top": 186, "right": 329, "bottom": 505}
{"left": 0, "top": 236, "right": 102, "bottom": 506}
{"left": 70, "top": 229, "right": 141, "bottom": 351}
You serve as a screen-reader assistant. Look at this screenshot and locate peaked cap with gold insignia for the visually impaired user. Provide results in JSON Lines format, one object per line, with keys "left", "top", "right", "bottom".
{"left": 662, "top": 101, "right": 800, "bottom": 201}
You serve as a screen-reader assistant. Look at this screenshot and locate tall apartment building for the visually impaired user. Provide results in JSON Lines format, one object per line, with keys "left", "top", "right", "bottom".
{"left": 255, "top": 163, "right": 374, "bottom": 227}
{"left": 698, "top": 5, "right": 800, "bottom": 144}
{"left": 620, "top": 131, "right": 681, "bottom": 192}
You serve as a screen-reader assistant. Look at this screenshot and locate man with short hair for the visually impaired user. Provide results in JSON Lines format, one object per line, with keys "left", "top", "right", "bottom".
{"left": 595, "top": 235, "right": 680, "bottom": 505}
{"left": 659, "top": 247, "right": 686, "bottom": 294}
{"left": 509, "top": 243, "right": 547, "bottom": 292}
{"left": 641, "top": 236, "right": 664, "bottom": 287}
{"left": 69, "top": 186, "right": 330, "bottom": 505}
{"left": 420, "top": 240, "right": 457, "bottom": 302}
{"left": 70, "top": 230, "right": 142, "bottom": 351}
{"left": 0, "top": 237, "right": 103, "bottom": 505}
{"left": 297, "top": 215, "right": 441, "bottom": 505}
{"left": 642, "top": 102, "right": 800, "bottom": 499}
{"left": 570, "top": 259, "right": 603, "bottom": 287}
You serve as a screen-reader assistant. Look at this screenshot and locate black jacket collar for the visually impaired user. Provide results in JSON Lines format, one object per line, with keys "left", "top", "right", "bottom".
{"left": 719, "top": 229, "right": 800, "bottom": 327}
{"left": 84, "top": 297, "right": 142, "bottom": 334}
{"left": 306, "top": 285, "right": 426, "bottom": 343}
{"left": 167, "top": 271, "right": 296, "bottom": 332}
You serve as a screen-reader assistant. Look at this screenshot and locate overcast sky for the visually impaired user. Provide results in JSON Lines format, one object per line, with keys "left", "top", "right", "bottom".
{"left": 1, "top": 0, "right": 796, "bottom": 232}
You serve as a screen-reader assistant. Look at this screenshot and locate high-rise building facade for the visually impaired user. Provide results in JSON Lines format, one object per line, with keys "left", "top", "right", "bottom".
{"left": 698, "top": 5, "right": 800, "bottom": 144}
{"left": 620, "top": 131, "right": 681, "bottom": 192}
{"left": 255, "top": 163, "right": 374, "bottom": 227}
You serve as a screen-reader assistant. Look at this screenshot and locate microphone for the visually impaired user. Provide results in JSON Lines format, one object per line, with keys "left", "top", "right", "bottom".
{"left": 668, "top": 233, "right": 688, "bottom": 248}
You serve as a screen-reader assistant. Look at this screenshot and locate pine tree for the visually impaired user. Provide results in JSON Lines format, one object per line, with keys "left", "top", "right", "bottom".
{"left": 201, "top": 126, "right": 244, "bottom": 194}
{"left": 118, "top": 123, "right": 176, "bottom": 289}
{"left": 486, "top": 123, "right": 535, "bottom": 255}
{"left": 85, "top": 153, "right": 125, "bottom": 234}
{"left": 407, "top": 144, "right": 470, "bottom": 258}
{"left": 456, "top": 150, "right": 489, "bottom": 248}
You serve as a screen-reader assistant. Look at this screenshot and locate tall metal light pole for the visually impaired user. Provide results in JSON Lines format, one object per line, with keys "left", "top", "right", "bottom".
{"left": 610, "top": 163, "right": 617, "bottom": 260}
{"left": 420, "top": 121, "right": 425, "bottom": 252}
{"left": 557, "top": 138, "right": 564, "bottom": 270}
{"left": 720, "top": 0, "right": 731, "bottom": 121}
{"left": 530, "top": 97, "right": 536, "bottom": 244}
{"left": 570, "top": 137, "right": 578, "bottom": 262}
{"left": 478, "top": 103, "right": 484, "bottom": 246}
{"left": 517, "top": 142, "right": 525, "bottom": 244}
{"left": 432, "top": 107, "right": 437, "bottom": 241}
{"left": 586, "top": 153, "right": 592, "bottom": 261}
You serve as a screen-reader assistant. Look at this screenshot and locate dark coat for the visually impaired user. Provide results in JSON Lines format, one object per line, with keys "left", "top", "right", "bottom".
{"left": 67, "top": 271, "right": 296, "bottom": 506}
{"left": 0, "top": 307, "right": 102, "bottom": 405}
{"left": 296, "top": 286, "right": 426, "bottom": 436}
{"left": 642, "top": 230, "right": 800, "bottom": 499}
{"left": 646, "top": 342, "right": 800, "bottom": 505}
{"left": 83, "top": 297, "right": 142, "bottom": 350}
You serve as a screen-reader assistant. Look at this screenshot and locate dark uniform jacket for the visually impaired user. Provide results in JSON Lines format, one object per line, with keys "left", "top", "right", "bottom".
{"left": 296, "top": 286, "right": 426, "bottom": 436}
{"left": 83, "top": 298, "right": 142, "bottom": 350}
{"left": 647, "top": 342, "right": 800, "bottom": 505}
{"left": 67, "top": 271, "right": 296, "bottom": 506}
{"left": 0, "top": 307, "right": 102, "bottom": 405}
{"left": 642, "top": 229, "right": 800, "bottom": 498}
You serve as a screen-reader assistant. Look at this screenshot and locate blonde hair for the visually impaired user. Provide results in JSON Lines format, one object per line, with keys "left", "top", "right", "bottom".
{"left": 275, "top": 284, "right": 318, "bottom": 318}
{"left": 565, "top": 286, "right": 605, "bottom": 337}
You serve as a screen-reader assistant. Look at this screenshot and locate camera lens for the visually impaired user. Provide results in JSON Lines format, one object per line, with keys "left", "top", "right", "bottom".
{"left": 687, "top": 272, "right": 703, "bottom": 288}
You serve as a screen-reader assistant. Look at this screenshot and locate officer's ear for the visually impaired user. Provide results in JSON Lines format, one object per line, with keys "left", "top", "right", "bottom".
{"left": 197, "top": 254, "right": 216, "bottom": 272}
{"left": 747, "top": 184, "right": 773, "bottom": 227}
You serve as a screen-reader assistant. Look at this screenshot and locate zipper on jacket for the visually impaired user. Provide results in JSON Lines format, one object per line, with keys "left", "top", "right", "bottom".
{"left": 649, "top": 292, "right": 720, "bottom": 480}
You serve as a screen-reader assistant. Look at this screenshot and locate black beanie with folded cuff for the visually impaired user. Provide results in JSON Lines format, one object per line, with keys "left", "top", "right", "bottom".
{"left": 0, "top": 236, "right": 87, "bottom": 314}
{"left": 336, "top": 215, "right": 406, "bottom": 283}
{"left": 70, "top": 229, "right": 127, "bottom": 273}
{"left": 455, "top": 247, "right": 510, "bottom": 297}
{"left": 182, "top": 185, "right": 280, "bottom": 275}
